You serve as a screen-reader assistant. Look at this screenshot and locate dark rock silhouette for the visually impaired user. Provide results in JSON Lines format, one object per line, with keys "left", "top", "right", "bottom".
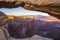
{"left": 0, "top": 11, "right": 9, "bottom": 26}
{"left": 0, "top": 11, "right": 10, "bottom": 40}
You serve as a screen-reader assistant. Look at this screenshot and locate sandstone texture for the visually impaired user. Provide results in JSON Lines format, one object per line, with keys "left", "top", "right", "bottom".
{"left": 0, "top": 0, "right": 60, "bottom": 19}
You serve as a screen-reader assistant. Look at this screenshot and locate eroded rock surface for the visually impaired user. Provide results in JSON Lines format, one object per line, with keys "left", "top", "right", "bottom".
{"left": 0, "top": 11, "right": 10, "bottom": 40}
{"left": 0, "top": 0, "right": 60, "bottom": 19}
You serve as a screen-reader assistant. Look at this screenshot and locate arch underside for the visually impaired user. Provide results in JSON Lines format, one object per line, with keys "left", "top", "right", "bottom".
{"left": 0, "top": 1, "right": 60, "bottom": 19}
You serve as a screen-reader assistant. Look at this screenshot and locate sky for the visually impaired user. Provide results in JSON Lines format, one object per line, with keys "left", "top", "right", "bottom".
{"left": 0, "top": 7, "right": 50, "bottom": 16}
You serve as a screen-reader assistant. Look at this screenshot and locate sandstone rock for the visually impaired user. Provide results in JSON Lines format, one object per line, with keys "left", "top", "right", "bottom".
{"left": 23, "top": 4, "right": 60, "bottom": 19}
{"left": 0, "top": 0, "right": 60, "bottom": 19}
{"left": 0, "top": 0, "right": 60, "bottom": 6}
{"left": 0, "top": 11, "right": 9, "bottom": 26}
{"left": 0, "top": 11, "right": 10, "bottom": 40}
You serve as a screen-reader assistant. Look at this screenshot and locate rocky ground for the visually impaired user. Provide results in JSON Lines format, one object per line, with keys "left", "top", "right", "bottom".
{"left": 10, "top": 35, "right": 53, "bottom": 40}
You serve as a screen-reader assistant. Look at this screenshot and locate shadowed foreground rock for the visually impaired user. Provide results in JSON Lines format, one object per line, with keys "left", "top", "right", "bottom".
{"left": 0, "top": 11, "right": 9, "bottom": 26}
{"left": 0, "top": 11, "right": 10, "bottom": 40}
{"left": 0, "top": 0, "right": 60, "bottom": 19}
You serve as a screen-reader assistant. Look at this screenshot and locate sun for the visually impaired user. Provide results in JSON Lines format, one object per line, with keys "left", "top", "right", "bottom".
{"left": 8, "top": 16, "right": 14, "bottom": 20}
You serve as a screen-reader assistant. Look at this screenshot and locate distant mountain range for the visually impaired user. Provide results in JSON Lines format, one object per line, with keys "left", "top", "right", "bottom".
{"left": 8, "top": 15, "right": 60, "bottom": 22}
{"left": 8, "top": 15, "right": 60, "bottom": 40}
{"left": 38, "top": 16, "right": 60, "bottom": 22}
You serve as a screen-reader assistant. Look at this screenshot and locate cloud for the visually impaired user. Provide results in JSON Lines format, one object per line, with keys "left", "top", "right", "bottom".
{"left": 0, "top": 7, "right": 50, "bottom": 16}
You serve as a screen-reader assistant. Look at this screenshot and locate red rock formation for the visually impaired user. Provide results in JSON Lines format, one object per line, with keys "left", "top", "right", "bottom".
{"left": 0, "top": 0, "right": 60, "bottom": 19}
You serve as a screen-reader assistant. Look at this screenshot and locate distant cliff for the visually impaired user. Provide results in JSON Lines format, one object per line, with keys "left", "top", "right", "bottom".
{"left": 8, "top": 16, "right": 60, "bottom": 40}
